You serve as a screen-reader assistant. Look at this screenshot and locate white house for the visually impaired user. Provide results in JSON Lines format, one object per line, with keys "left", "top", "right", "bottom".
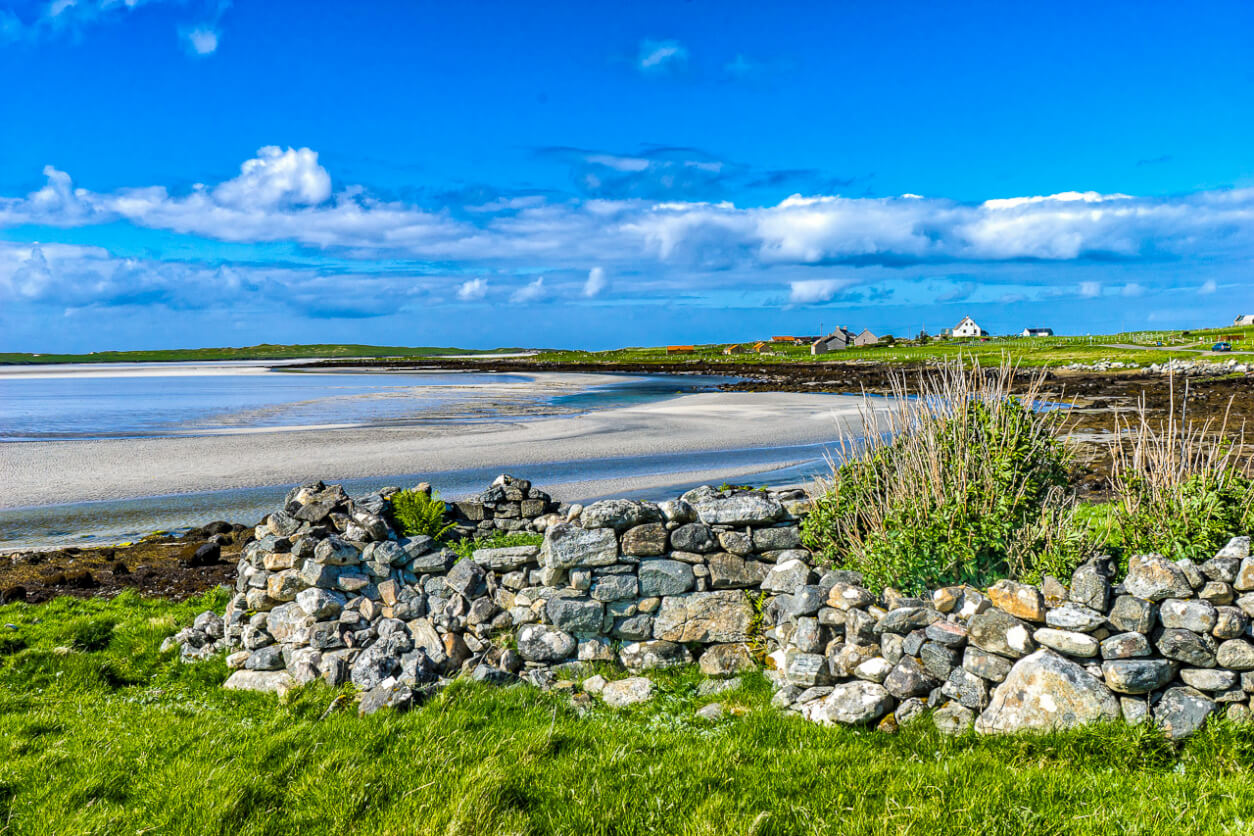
{"left": 1235, "top": 315, "right": 1254, "bottom": 326}
{"left": 951, "top": 316, "right": 988, "bottom": 338}
{"left": 1021, "top": 327, "right": 1054, "bottom": 337}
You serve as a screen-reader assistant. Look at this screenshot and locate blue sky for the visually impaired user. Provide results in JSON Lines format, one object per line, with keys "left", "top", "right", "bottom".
{"left": 1, "top": 0, "right": 1252, "bottom": 351}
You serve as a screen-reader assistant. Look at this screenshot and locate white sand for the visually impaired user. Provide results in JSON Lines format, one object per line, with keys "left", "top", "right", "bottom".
{"left": 0, "top": 391, "right": 884, "bottom": 508}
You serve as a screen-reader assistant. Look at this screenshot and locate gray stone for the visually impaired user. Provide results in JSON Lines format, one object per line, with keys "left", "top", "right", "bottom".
{"left": 621, "top": 523, "right": 670, "bottom": 556}
{"left": 473, "top": 545, "right": 540, "bottom": 571}
{"left": 828, "top": 582, "right": 874, "bottom": 611}
{"left": 1033, "top": 628, "right": 1100, "bottom": 658}
{"left": 707, "top": 553, "right": 770, "bottom": 589}
{"left": 545, "top": 596, "right": 604, "bottom": 635}
{"left": 1213, "top": 607, "right": 1248, "bottom": 640}
{"left": 295, "top": 587, "right": 346, "bottom": 620}
{"left": 876, "top": 607, "right": 942, "bottom": 635}
{"left": 751, "top": 526, "right": 802, "bottom": 552}
{"left": 1203, "top": 556, "right": 1241, "bottom": 583}
{"left": 717, "top": 530, "right": 753, "bottom": 556}
{"left": 223, "top": 669, "right": 296, "bottom": 695}
{"left": 1160, "top": 598, "right": 1218, "bottom": 633}
{"left": 245, "top": 646, "right": 284, "bottom": 671}
{"left": 410, "top": 549, "right": 456, "bottom": 575}
{"left": 580, "top": 500, "right": 663, "bottom": 532}
{"left": 785, "top": 650, "right": 832, "bottom": 687}
{"left": 791, "top": 617, "right": 824, "bottom": 654}
{"left": 933, "top": 702, "right": 976, "bottom": 735}
{"left": 266, "top": 602, "right": 315, "bottom": 643}
{"left": 761, "top": 558, "right": 814, "bottom": 594}
{"left": 1156, "top": 629, "right": 1217, "bottom": 667}
{"left": 1069, "top": 558, "right": 1114, "bottom": 611}
{"left": 924, "top": 621, "right": 968, "bottom": 648}
{"left": 543, "top": 524, "right": 619, "bottom": 569}
{"left": 695, "top": 703, "right": 725, "bottom": 721}
{"left": 351, "top": 637, "right": 408, "bottom": 690}
{"left": 698, "top": 643, "right": 757, "bottom": 677}
{"left": 612, "top": 614, "right": 654, "bottom": 641}
{"left": 669, "top": 522, "right": 716, "bottom": 553}
{"left": 1180, "top": 668, "right": 1239, "bottom": 692}
{"left": 590, "top": 573, "right": 638, "bottom": 602}
{"left": 1101, "top": 659, "right": 1178, "bottom": 694}
{"left": 1045, "top": 602, "right": 1107, "bottom": 633}
{"left": 920, "top": 641, "right": 962, "bottom": 680}
{"left": 1216, "top": 639, "right": 1254, "bottom": 670}
{"left": 942, "top": 666, "right": 990, "bottom": 710}
{"left": 975, "top": 650, "right": 1119, "bottom": 734}
{"left": 637, "top": 559, "right": 695, "bottom": 597}
{"left": 1123, "top": 554, "right": 1193, "bottom": 601}
{"left": 691, "top": 494, "right": 784, "bottom": 526}
{"left": 619, "top": 640, "right": 692, "bottom": 672}
{"left": 516, "top": 624, "right": 577, "bottom": 662}
{"left": 1120, "top": 696, "right": 1150, "bottom": 725}
{"left": 895, "top": 697, "right": 927, "bottom": 726}
{"left": 1108, "top": 596, "right": 1157, "bottom": 634}
{"left": 601, "top": 676, "right": 655, "bottom": 708}
{"left": 359, "top": 683, "right": 414, "bottom": 716}
{"left": 1154, "top": 686, "right": 1217, "bottom": 739}
{"left": 653, "top": 591, "right": 754, "bottom": 643}
{"left": 968, "top": 608, "right": 1037, "bottom": 659}
{"left": 1218, "top": 536, "right": 1251, "bottom": 560}
{"left": 803, "top": 681, "right": 893, "bottom": 726}
{"left": 775, "top": 585, "right": 825, "bottom": 620}
{"left": 1100, "top": 632, "right": 1151, "bottom": 659}
{"left": 883, "top": 656, "right": 940, "bottom": 699}
{"left": 1200, "top": 581, "right": 1235, "bottom": 605}
{"left": 314, "top": 536, "right": 360, "bottom": 566}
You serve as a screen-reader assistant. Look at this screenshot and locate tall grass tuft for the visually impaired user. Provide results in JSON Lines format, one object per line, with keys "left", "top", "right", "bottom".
{"left": 802, "top": 360, "right": 1088, "bottom": 593}
{"left": 1107, "top": 377, "right": 1254, "bottom": 565}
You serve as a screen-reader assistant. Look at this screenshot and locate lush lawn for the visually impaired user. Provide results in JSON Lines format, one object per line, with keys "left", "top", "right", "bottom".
{"left": 2, "top": 592, "right": 1254, "bottom": 834}
{"left": 0, "top": 344, "right": 522, "bottom": 365}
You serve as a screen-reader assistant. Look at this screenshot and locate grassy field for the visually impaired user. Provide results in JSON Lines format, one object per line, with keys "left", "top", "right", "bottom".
{"left": 0, "top": 344, "right": 524, "bottom": 365}
{"left": 531, "top": 325, "right": 1254, "bottom": 369}
{"left": 4, "top": 592, "right": 1254, "bottom": 834}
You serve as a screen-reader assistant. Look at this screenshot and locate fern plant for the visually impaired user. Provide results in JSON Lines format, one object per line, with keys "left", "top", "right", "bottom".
{"left": 390, "top": 489, "right": 456, "bottom": 539}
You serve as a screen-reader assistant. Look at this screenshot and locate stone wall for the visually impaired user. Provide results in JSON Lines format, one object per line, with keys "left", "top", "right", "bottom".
{"left": 168, "top": 478, "right": 1254, "bottom": 738}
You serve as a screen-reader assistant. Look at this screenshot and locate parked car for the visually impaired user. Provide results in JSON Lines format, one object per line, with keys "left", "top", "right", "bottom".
{"left": 1213, "top": 342, "right": 1233, "bottom": 352}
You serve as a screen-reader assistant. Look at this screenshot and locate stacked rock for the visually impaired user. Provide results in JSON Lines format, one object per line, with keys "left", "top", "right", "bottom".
{"left": 168, "top": 479, "right": 812, "bottom": 714}
{"left": 446, "top": 475, "right": 556, "bottom": 538}
{"left": 767, "top": 539, "right": 1254, "bottom": 739}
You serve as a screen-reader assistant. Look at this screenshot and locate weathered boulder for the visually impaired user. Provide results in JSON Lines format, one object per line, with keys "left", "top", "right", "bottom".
{"left": 1159, "top": 599, "right": 1218, "bottom": 634}
{"left": 707, "top": 553, "right": 770, "bottom": 589}
{"left": 883, "top": 656, "right": 939, "bottom": 699}
{"left": 223, "top": 669, "right": 296, "bottom": 695}
{"left": 1069, "top": 557, "right": 1114, "bottom": 611}
{"left": 1216, "top": 639, "right": 1254, "bottom": 670}
{"left": 1156, "top": 629, "right": 1217, "bottom": 667}
{"left": 545, "top": 596, "right": 605, "bottom": 635}
{"left": 698, "top": 643, "right": 758, "bottom": 677}
{"left": 975, "top": 649, "right": 1119, "bottom": 734}
{"left": 690, "top": 493, "right": 784, "bottom": 526}
{"left": 542, "top": 524, "right": 619, "bottom": 568}
{"left": 1101, "top": 659, "right": 1178, "bottom": 694}
{"left": 1045, "top": 602, "right": 1107, "bottom": 633}
{"left": 637, "top": 559, "right": 695, "bottom": 597}
{"left": 653, "top": 591, "right": 754, "bottom": 643}
{"left": 601, "top": 676, "right": 655, "bottom": 708}
{"left": 580, "top": 500, "right": 663, "bottom": 532}
{"left": 802, "top": 681, "right": 894, "bottom": 726}
{"left": 359, "top": 683, "right": 415, "bottom": 716}
{"left": 620, "top": 523, "right": 670, "bottom": 556}
{"left": 1033, "top": 628, "right": 1099, "bottom": 658}
{"left": 1123, "top": 554, "right": 1193, "bottom": 601}
{"left": 1154, "top": 686, "right": 1217, "bottom": 739}
{"left": 988, "top": 580, "right": 1047, "bottom": 622}
{"left": 516, "top": 624, "right": 577, "bottom": 662}
{"left": 619, "top": 640, "right": 692, "bottom": 671}
{"left": 968, "top": 609, "right": 1037, "bottom": 659}
{"left": 1108, "top": 595, "right": 1157, "bottom": 634}
{"left": 669, "top": 523, "right": 717, "bottom": 553}
{"left": 473, "top": 545, "right": 539, "bottom": 572}
{"left": 762, "top": 559, "right": 814, "bottom": 594}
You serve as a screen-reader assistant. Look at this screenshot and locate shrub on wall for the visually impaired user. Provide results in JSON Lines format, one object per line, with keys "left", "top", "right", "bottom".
{"left": 802, "top": 362, "right": 1088, "bottom": 594}
{"left": 390, "top": 489, "right": 456, "bottom": 540}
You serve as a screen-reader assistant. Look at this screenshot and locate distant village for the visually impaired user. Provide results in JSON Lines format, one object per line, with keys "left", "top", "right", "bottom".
{"left": 665, "top": 315, "right": 1054, "bottom": 355}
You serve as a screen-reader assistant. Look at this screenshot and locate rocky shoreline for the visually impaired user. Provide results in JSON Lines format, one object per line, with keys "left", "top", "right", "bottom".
{"left": 166, "top": 476, "right": 1254, "bottom": 738}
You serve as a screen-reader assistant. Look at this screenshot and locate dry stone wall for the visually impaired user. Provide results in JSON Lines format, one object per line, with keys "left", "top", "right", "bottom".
{"left": 168, "top": 477, "right": 1254, "bottom": 738}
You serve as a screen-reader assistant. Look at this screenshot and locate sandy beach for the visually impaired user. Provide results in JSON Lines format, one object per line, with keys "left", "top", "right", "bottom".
{"left": 0, "top": 390, "right": 882, "bottom": 509}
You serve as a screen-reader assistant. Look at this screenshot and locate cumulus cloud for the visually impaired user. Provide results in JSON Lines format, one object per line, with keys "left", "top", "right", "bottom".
{"left": 511, "top": 277, "right": 546, "bottom": 304}
{"left": 183, "top": 24, "right": 219, "bottom": 55}
{"left": 457, "top": 278, "right": 488, "bottom": 301}
{"left": 212, "top": 146, "right": 331, "bottom": 208}
{"left": 788, "top": 279, "right": 852, "bottom": 305}
{"left": 1079, "top": 281, "right": 1102, "bottom": 298}
{"left": 637, "top": 39, "right": 687, "bottom": 75}
{"left": 583, "top": 267, "right": 606, "bottom": 297}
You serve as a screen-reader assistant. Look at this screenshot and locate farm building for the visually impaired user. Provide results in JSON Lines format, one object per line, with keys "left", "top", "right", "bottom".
{"left": 852, "top": 329, "right": 879, "bottom": 347}
{"left": 1021, "top": 327, "right": 1054, "bottom": 337}
{"left": 811, "top": 327, "right": 854, "bottom": 355}
{"left": 1235, "top": 315, "right": 1254, "bottom": 326}
{"left": 666, "top": 345, "right": 695, "bottom": 354}
{"left": 952, "top": 316, "right": 988, "bottom": 338}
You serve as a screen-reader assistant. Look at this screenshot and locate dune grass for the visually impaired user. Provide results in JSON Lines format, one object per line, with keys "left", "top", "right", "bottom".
{"left": 3, "top": 592, "right": 1254, "bottom": 834}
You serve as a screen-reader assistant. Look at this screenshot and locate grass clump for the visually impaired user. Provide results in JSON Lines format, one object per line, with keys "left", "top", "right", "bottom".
{"left": 803, "top": 361, "right": 1087, "bottom": 593}
{"left": 447, "top": 530, "right": 544, "bottom": 560}
{"left": 390, "top": 488, "right": 456, "bottom": 539}
{"left": 1106, "top": 383, "right": 1254, "bottom": 565}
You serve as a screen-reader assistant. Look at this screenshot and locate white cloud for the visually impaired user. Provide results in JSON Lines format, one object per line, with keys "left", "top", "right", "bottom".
{"left": 1122, "top": 283, "right": 1144, "bottom": 297}
{"left": 583, "top": 267, "right": 606, "bottom": 297}
{"left": 637, "top": 39, "right": 687, "bottom": 75}
{"left": 789, "top": 279, "right": 851, "bottom": 305}
{"left": 1200, "top": 279, "right": 1217, "bottom": 294}
{"left": 184, "top": 25, "right": 219, "bottom": 54}
{"left": 212, "top": 146, "right": 331, "bottom": 208}
{"left": 1079, "top": 281, "right": 1102, "bottom": 298}
{"left": 457, "top": 278, "right": 488, "bottom": 301}
{"left": 510, "top": 277, "right": 546, "bottom": 304}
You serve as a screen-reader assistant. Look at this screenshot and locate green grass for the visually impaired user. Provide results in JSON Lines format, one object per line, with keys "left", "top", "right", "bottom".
{"left": 531, "top": 326, "right": 1254, "bottom": 369}
{"left": 0, "top": 343, "right": 523, "bottom": 365}
{"left": 447, "top": 530, "right": 545, "bottom": 560}
{"left": 4, "top": 592, "right": 1254, "bottom": 833}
